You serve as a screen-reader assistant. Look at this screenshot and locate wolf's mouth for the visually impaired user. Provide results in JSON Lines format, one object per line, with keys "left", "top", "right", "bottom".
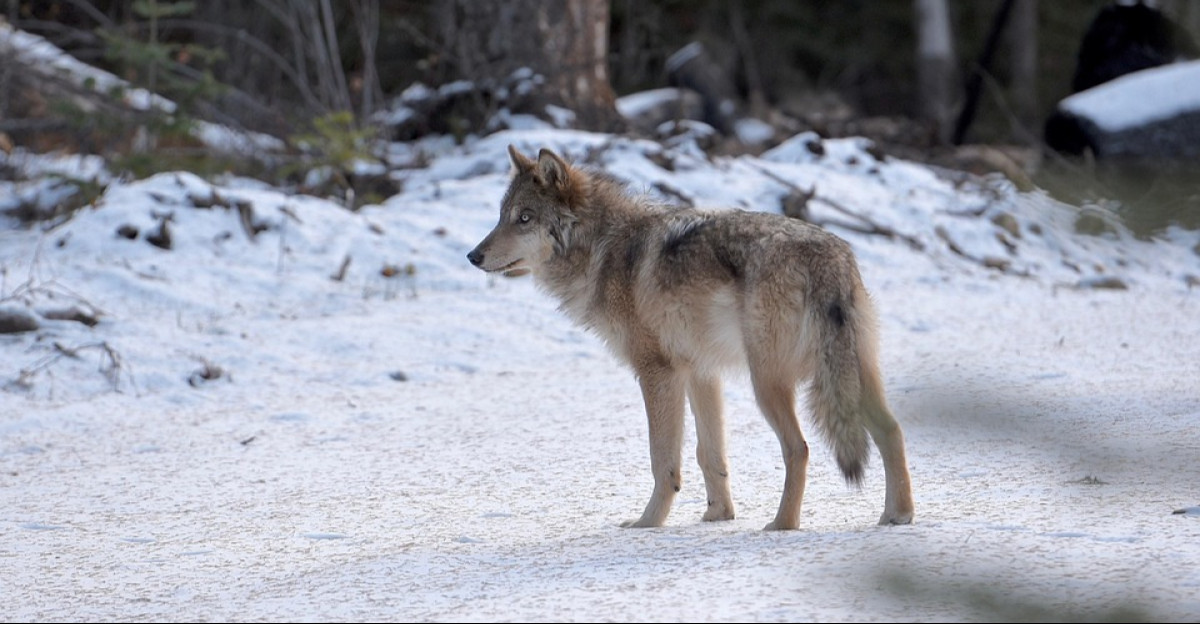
{"left": 488, "top": 258, "right": 525, "bottom": 274}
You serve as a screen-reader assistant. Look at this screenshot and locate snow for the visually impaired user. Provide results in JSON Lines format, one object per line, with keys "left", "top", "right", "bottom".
{"left": 1058, "top": 59, "right": 1200, "bottom": 132}
{"left": 544, "top": 104, "right": 577, "bottom": 128}
{"left": 616, "top": 87, "right": 689, "bottom": 118}
{"left": 3, "top": 125, "right": 1199, "bottom": 621}
{"left": 666, "top": 41, "right": 704, "bottom": 73}
{"left": 0, "top": 19, "right": 281, "bottom": 157}
{"left": 191, "top": 122, "right": 287, "bottom": 156}
{"left": 0, "top": 19, "right": 175, "bottom": 115}
{"left": 733, "top": 117, "right": 775, "bottom": 146}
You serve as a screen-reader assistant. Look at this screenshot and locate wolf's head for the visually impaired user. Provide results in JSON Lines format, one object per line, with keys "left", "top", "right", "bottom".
{"left": 467, "top": 145, "right": 587, "bottom": 277}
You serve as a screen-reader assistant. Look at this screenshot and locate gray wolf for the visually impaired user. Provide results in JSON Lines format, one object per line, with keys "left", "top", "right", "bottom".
{"left": 468, "top": 145, "right": 914, "bottom": 530}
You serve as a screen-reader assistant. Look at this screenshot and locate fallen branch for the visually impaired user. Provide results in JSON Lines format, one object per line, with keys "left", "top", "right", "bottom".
{"left": 10, "top": 340, "right": 135, "bottom": 394}
{"left": 749, "top": 163, "right": 925, "bottom": 251}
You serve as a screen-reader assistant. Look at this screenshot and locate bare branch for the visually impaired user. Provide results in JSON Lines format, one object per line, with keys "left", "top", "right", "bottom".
{"left": 749, "top": 162, "right": 926, "bottom": 251}
{"left": 135, "top": 17, "right": 325, "bottom": 115}
{"left": 55, "top": 0, "right": 115, "bottom": 28}
{"left": 318, "top": 0, "right": 351, "bottom": 112}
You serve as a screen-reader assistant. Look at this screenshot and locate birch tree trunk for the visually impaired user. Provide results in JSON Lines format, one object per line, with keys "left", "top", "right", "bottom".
{"left": 914, "top": 0, "right": 958, "bottom": 143}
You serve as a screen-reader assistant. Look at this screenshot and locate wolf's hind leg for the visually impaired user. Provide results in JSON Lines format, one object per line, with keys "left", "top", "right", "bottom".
{"left": 688, "top": 374, "right": 735, "bottom": 522}
{"left": 861, "top": 367, "right": 914, "bottom": 525}
{"left": 751, "top": 370, "right": 808, "bottom": 531}
{"left": 621, "top": 363, "right": 686, "bottom": 528}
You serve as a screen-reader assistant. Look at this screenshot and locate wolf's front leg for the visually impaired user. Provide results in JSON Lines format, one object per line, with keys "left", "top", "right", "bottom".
{"left": 621, "top": 362, "right": 686, "bottom": 528}
{"left": 688, "top": 374, "right": 735, "bottom": 521}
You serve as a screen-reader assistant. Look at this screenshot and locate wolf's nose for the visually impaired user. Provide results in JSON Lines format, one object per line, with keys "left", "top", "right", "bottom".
{"left": 467, "top": 249, "right": 484, "bottom": 267}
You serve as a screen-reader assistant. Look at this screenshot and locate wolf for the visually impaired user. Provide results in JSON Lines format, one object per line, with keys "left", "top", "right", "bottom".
{"left": 468, "top": 145, "right": 914, "bottom": 530}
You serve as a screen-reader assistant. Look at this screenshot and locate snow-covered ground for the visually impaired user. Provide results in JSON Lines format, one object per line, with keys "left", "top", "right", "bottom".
{"left": 2, "top": 126, "right": 1199, "bottom": 622}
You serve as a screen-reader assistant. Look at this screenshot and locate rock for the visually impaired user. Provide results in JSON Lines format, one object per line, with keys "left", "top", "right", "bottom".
{"left": 146, "top": 218, "right": 172, "bottom": 250}
{"left": 0, "top": 306, "right": 40, "bottom": 333}
{"left": 1046, "top": 60, "right": 1200, "bottom": 162}
{"left": 39, "top": 306, "right": 99, "bottom": 327}
{"left": 990, "top": 211, "right": 1021, "bottom": 238}
{"left": 1077, "top": 276, "right": 1128, "bottom": 290}
{"left": 1074, "top": 208, "right": 1120, "bottom": 236}
{"left": 982, "top": 257, "right": 1011, "bottom": 272}
{"left": 781, "top": 188, "right": 815, "bottom": 221}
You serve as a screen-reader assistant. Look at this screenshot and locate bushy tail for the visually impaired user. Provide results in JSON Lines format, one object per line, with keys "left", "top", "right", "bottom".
{"left": 807, "top": 295, "right": 872, "bottom": 484}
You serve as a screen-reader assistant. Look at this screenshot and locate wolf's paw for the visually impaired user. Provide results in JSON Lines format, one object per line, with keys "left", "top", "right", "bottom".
{"left": 620, "top": 517, "right": 662, "bottom": 528}
{"left": 878, "top": 510, "right": 914, "bottom": 526}
{"left": 702, "top": 502, "right": 735, "bottom": 522}
{"left": 762, "top": 519, "right": 799, "bottom": 531}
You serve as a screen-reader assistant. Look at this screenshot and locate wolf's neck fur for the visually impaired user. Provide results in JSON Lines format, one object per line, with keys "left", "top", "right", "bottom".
{"left": 534, "top": 171, "right": 655, "bottom": 318}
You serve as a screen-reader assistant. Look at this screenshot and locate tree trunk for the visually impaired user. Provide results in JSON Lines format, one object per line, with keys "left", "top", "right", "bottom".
{"left": 914, "top": 0, "right": 957, "bottom": 143}
{"left": 952, "top": 0, "right": 1016, "bottom": 145}
{"left": 1007, "top": 0, "right": 1038, "bottom": 143}
{"left": 435, "top": 0, "right": 621, "bottom": 131}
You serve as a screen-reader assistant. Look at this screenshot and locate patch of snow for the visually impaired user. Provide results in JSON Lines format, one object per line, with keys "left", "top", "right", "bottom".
{"left": 545, "top": 105, "right": 576, "bottom": 128}
{"left": 733, "top": 117, "right": 775, "bottom": 145}
{"left": 617, "top": 88, "right": 689, "bottom": 118}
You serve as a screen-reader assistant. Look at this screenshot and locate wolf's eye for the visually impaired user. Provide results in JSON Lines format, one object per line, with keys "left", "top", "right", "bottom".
{"left": 518, "top": 212, "right": 532, "bottom": 224}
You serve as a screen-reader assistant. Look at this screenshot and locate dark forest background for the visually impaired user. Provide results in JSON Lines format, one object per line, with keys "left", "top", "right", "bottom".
{"left": 12, "top": 1, "right": 1193, "bottom": 138}
{"left": 3, "top": 0, "right": 1200, "bottom": 227}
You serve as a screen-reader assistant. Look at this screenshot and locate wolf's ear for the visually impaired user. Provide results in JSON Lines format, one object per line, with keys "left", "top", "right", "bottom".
{"left": 508, "top": 144, "right": 534, "bottom": 173}
{"left": 535, "top": 148, "right": 571, "bottom": 189}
